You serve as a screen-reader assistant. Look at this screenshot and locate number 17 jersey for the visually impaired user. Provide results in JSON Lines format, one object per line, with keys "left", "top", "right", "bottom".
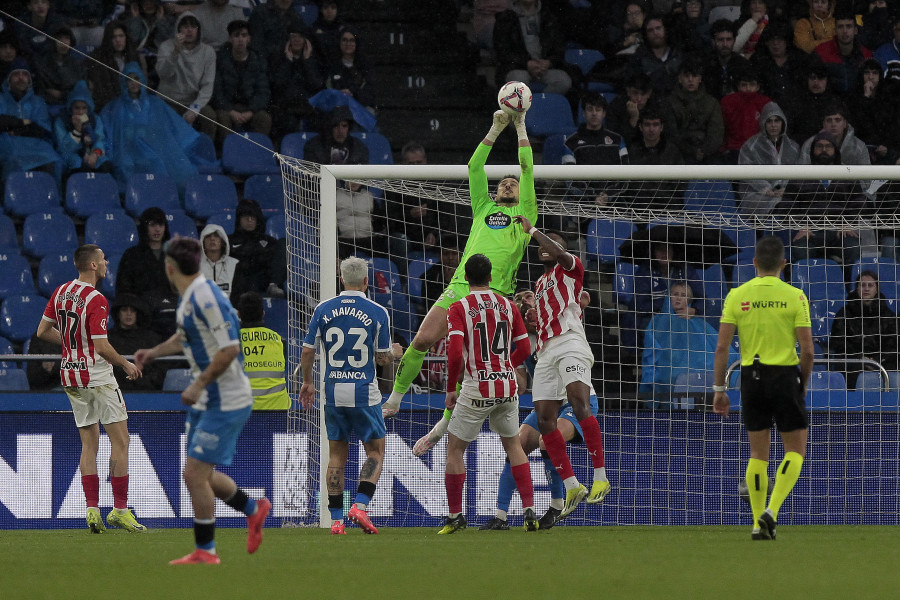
{"left": 303, "top": 290, "right": 391, "bottom": 407}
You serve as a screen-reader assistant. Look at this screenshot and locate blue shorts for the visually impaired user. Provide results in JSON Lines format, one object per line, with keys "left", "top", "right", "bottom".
{"left": 325, "top": 404, "right": 386, "bottom": 443}
{"left": 185, "top": 405, "right": 252, "bottom": 466}
{"left": 522, "top": 395, "right": 600, "bottom": 444}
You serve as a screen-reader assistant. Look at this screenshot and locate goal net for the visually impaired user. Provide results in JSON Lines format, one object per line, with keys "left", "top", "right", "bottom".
{"left": 277, "top": 158, "right": 900, "bottom": 529}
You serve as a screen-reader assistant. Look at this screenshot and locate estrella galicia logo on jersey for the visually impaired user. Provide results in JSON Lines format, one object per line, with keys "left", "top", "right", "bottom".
{"left": 485, "top": 212, "right": 512, "bottom": 229}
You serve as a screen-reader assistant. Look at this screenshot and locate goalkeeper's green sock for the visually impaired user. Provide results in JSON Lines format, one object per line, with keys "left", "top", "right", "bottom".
{"left": 768, "top": 452, "right": 804, "bottom": 520}
{"left": 392, "top": 346, "right": 427, "bottom": 395}
{"left": 745, "top": 458, "right": 768, "bottom": 528}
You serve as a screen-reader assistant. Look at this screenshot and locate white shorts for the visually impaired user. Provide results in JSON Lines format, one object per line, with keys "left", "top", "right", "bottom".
{"left": 447, "top": 394, "right": 520, "bottom": 442}
{"left": 65, "top": 384, "right": 128, "bottom": 428}
{"left": 532, "top": 330, "right": 594, "bottom": 402}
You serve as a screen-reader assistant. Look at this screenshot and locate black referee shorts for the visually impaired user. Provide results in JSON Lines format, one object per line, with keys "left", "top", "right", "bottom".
{"left": 740, "top": 363, "right": 808, "bottom": 433}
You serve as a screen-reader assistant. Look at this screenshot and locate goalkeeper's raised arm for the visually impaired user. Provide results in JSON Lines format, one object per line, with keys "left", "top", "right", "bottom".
{"left": 382, "top": 110, "right": 537, "bottom": 419}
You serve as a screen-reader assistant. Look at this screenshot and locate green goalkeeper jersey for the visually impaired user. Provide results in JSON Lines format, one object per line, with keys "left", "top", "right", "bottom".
{"left": 449, "top": 143, "right": 538, "bottom": 297}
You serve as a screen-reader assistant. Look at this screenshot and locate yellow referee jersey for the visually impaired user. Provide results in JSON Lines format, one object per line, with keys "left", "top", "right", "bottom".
{"left": 720, "top": 276, "right": 811, "bottom": 367}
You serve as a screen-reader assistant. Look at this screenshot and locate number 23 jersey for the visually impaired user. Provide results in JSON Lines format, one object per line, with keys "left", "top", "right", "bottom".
{"left": 303, "top": 290, "right": 391, "bottom": 407}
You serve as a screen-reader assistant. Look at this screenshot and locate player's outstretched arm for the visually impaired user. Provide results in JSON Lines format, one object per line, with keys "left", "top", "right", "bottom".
{"left": 514, "top": 216, "right": 574, "bottom": 270}
{"left": 134, "top": 333, "right": 183, "bottom": 368}
{"left": 512, "top": 111, "right": 530, "bottom": 149}
{"left": 482, "top": 110, "right": 509, "bottom": 147}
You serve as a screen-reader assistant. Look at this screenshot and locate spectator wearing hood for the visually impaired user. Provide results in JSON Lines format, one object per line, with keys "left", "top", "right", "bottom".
{"left": 53, "top": 80, "right": 112, "bottom": 179}
{"left": 738, "top": 101, "right": 800, "bottom": 214}
{"left": 324, "top": 28, "right": 375, "bottom": 111}
{"left": 303, "top": 104, "right": 369, "bottom": 165}
{"left": 200, "top": 222, "right": 241, "bottom": 298}
{"left": 798, "top": 101, "right": 871, "bottom": 166}
{"left": 108, "top": 293, "right": 167, "bottom": 391}
{"left": 779, "top": 130, "right": 870, "bottom": 265}
{"left": 237, "top": 291, "right": 290, "bottom": 410}
{"left": 793, "top": 0, "right": 836, "bottom": 53}
{"left": 101, "top": 62, "right": 214, "bottom": 193}
{"left": 229, "top": 198, "right": 286, "bottom": 299}
{"left": 0, "top": 58, "right": 63, "bottom": 181}
{"left": 155, "top": 12, "right": 217, "bottom": 140}
{"left": 267, "top": 22, "right": 324, "bottom": 142}
{"left": 212, "top": 20, "right": 270, "bottom": 146}
{"left": 311, "top": 0, "right": 345, "bottom": 64}
{"left": 32, "top": 24, "right": 84, "bottom": 107}
{"left": 859, "top": 0, "right": 895, "bottom": 53}
{"left": 248, "top": 0, "right": 306, "bottom": 59}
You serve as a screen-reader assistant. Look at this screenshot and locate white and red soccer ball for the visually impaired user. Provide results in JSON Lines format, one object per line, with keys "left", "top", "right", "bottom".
{"left": 497, "top": 81, "right": 532, "bottom": 116}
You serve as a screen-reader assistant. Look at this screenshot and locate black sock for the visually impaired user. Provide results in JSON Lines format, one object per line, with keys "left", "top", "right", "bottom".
{"left": 224, "top": 488, "right": 249, "bottom": 513}
{"left": 194, "top": 518, "right": 215, "bottom": 550}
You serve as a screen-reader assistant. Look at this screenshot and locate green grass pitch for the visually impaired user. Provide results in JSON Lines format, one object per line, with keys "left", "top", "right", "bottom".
{"left": 2, "top": 525, "right": 897, "bottom": 599}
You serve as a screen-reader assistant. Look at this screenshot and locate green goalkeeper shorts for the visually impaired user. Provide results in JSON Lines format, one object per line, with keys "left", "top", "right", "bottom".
{"left": 434, "top": 282, "right": 470, "bottom": 310}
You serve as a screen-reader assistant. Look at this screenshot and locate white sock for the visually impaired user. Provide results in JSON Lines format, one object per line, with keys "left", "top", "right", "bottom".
{"left": 563, "top": 476, "right": 579, "bottom": 491}
{"left": 594, "top": 467, "right": 607, "bottom": 481}
{"left": 354, "top": 502, "right": 367, "bottom": 511}
{"left": 550, "top": 498, "right": 564, "bottom": 510}
{"left": 449, "top": 512, "right": 460, "bottom": 519}
{"left": 496, "top": 509, "right": 508, "bottom": 521}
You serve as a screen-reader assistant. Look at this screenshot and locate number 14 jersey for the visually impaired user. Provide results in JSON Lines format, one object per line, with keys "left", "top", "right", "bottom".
{"left": 303, "top": 290, "right": 391, "bottom": 407}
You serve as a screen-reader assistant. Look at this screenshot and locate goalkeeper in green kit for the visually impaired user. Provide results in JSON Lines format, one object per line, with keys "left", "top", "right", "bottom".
{"left": 381, "top": 109, "right": 537, "bottom": 444}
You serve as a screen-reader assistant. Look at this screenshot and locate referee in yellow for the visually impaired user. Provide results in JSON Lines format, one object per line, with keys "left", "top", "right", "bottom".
{"left": 712, "top": 236, "right": 814, "bottom": 541}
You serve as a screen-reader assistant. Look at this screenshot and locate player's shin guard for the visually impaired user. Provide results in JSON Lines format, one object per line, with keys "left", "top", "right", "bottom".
{"left": 354, "top": 480, "right": 376, "bottom": 510}
{"left": 82, "top": 474, "right": 100, "bottom": 508}
{"left": 224, "top": 487, "right": 257, "bottom": 517}
{"left": 511, "top": 462, "right": 534, "bottom": 510}
{"left": 496, "top": 459, "right": 515, "bottom": 513}
{"left": 194, "top": 518, "right": 216, "bottom": 552}
{"left": 541, "top": 429, "right": 575, "bottom": 482}
{"left": 768, "top": 452, "right": 804, "bottom": 519}
{"left": 328, "top": 494, "right": 344, "bottom": 521}
{"left": 745, "top": 458, "right": 769, "bottom": 527}
{"left": 111, "top": 475, "right": 128, "bottom": 509}
{"left": 392, "top": 346, "right": 428, "bottom": 395}
{"left": 445, "top": 472, "right": 465, "bottom": 516}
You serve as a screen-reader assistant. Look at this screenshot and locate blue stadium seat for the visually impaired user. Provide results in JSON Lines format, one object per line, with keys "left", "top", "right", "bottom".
{"left": 0, "top": 214, "right": 19, "bottom": 253}
{"left": 407, "top": 250, "right": 438, "bottom": 298}
{"left": 37, "top": 253, "right": 77, "bottom": 297}
{"left": 84, "top": 211, "right": 139, "bottom": 255}
{"left": 124, "top": 172, "right": 180, "bottom": 217}
{"left": 386, "top": 293, "right": 418, "bottom": 346}
{"left": 184, "top": 174, "right": 238, "bottom": 219}
{"left": 65, "top": 172, "right": 121, "bottom": 218}
{"left": 812, "top": 299, "right": 844, "bottom": 345}
{"left": 265, "top": 213, "right": 285, "bottom": 240}
{"left": 0, "top": 254, "right": 35, "bottom": 300}
{"left": 849, "top": 258, "right": 900, "bottom": 299}
{"left": 162, "top": 368, "right": 194, "bottom": 392}
{"left": 564, "top": 48, "right": 605, "bottom": 76}
{"left": 586, "top": 219, "right": 635, "bottom": 265}
{"left": 0, "top": 368, "right": 29, "bottom": 391}
{"left": 244, "top": 174, "right": 285, "bottom": 215}
{"left": 263, "top": 297, "right": 288, "bottom": 340}
{"left": 0, "top": 335, "right": 16, "bottom": 369}
{"left": 791, "top": 258, "right": 845, "bottom": 303}
{"left": 194, "top": 133, "right": 222, "bottom": 174}
{"left": 684, "top": 180, "right": 737, "bottom": 214}
{"left": 808, "top": 370, "right": 846, "bottom": 391}
{"left": 3, "top": 171, "right": 61, "bottom": 218}
{"left": 541, "top": 133, "right": 573, "bottom": 165}
{"left": 351, "top": 131, "right": 393, "bottom": 165}
{"left": 222, "top": 132, "right": 279, "bottom": 175}
{"left": 857, "top": 371, "right": 888, "bottom": 392}
{"left": 206, "top": 211, "right": 236, "bottom": 235}
{"left": 613, "top": 260, "right": 635, "bottom": 307}
{"left": 721, "top": 225, "right": 756, "bottom": 265}
{"left": 702, "top": 263, "right": 727, "bottom": 302}
{"left": 0, "top": 294, "right": 49, "bottom": 343}
{"left": 100, "top": 252, "right": 121, "bottom": 299}
{"left": 368, "top": 257, "right": 402, "bottom": 296}
{"left": 525, "top": 93, "right": 576, "bottom": 137}
{"left": 22, "top": 211, "right": 78, "bottom": 258}
{"left": 674, "top": 371, "right": 714, "bottom": 393}
{"left": 295, "top": 1, "right": 318, "bottom": 25}
{"left": 731, "top": 262, "right": 758, "bottom": 287}
{"left": 166, "top": 209, "right": 198, "bottom": 239}
{"left": 280, "top": 132, "right": 317, "bottom": 160}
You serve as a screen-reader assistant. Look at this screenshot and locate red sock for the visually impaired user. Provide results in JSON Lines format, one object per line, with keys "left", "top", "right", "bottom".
{"left": 111, "top": 475, "right": 129, "bottom": 509}
{"left": 541, "top": 429, "right": 575, "bottom": 480}
{"left": 511, "top": 463, "right": 534, "bottom": 509}
{"left": 445, "top": 472, "right": 465, "bottom": 515}
{"left": 82, "top": 474, "right": 100, "bottom": 508}
{"left": 579, "top": 416, "right": 605, "bottom": 468}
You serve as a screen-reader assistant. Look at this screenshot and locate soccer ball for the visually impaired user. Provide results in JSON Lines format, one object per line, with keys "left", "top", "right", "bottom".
{"left": 497, "top": 81, "right": 532, "bottom": 116}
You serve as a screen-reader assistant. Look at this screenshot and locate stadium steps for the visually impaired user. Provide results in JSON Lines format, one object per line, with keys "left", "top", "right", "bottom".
{"left": 348, "top": 23, "right": 478, "bottom": 67}
{"left": 375, "top": 67, "right": 487, "bottom": 110}
{"left": 341, "top": 0, "right": 460, "bottom": 24}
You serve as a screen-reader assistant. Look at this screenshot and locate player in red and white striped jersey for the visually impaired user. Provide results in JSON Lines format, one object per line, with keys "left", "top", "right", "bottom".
{"left": 37, "top": 244, "right": 145, "bottom": 533}
{"left": 514, "top": 216, "right": 610, "bottom": 518}
{"left": 438, "top": 254, "right": 536, "bottom": 534}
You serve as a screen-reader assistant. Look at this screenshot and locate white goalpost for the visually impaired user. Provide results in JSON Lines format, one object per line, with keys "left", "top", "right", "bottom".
{"left": 277, "top": 159, "right": 900, "bottom": 529}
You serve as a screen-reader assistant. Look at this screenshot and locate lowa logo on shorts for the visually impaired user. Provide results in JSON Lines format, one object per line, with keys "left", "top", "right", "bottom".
{"left": 485, "top": 212, "right": 512, "bottom": 230}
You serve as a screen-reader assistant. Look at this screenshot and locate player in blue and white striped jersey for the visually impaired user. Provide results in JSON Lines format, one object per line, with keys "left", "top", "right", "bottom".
{"left": 135, "top": 237, "right": 271, "bottom": 565}
{"left": 300, "top": 256, "right": 396, "bottom": 535}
